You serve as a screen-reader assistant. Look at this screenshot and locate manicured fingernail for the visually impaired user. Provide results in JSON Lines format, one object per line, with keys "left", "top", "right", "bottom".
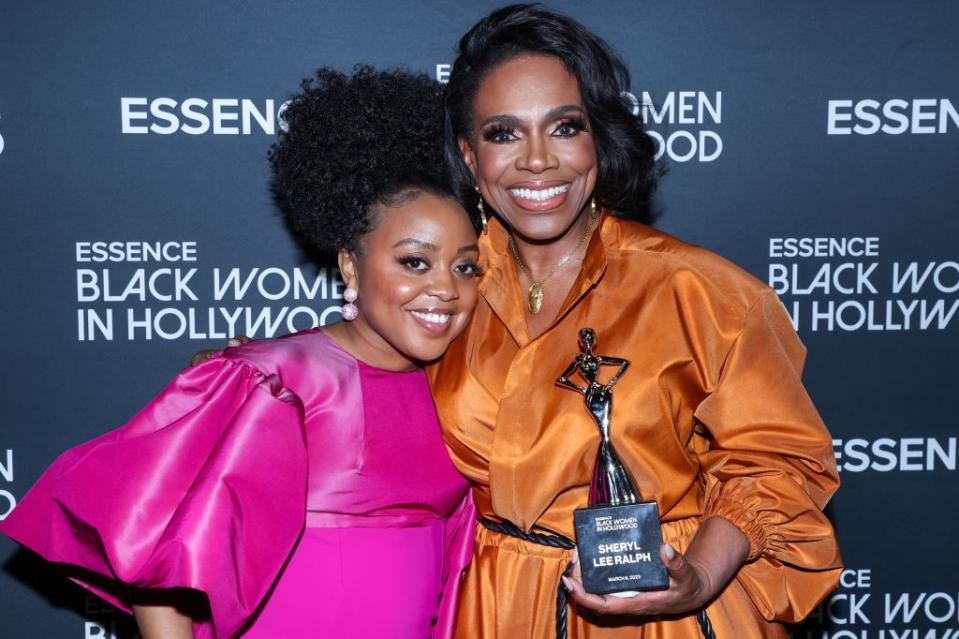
{"left": 227, "top": 339, "right": 240, "bottom": 347}
{"left": 663, "top": 543, "right": 676, "bottom": 560}
{"left": 561, "top": 576, "right": 572, "bottom": 590}
{"left": 571, "top": 552, "right": 579, "bottom": 565}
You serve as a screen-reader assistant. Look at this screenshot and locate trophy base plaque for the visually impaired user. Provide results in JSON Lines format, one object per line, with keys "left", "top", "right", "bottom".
{"left": 573, "top": 501, "right": 669, "bottom": 595}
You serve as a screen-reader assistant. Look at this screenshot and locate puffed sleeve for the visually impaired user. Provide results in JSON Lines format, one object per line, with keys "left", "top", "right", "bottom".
{"left": 432, "top": 490, "right": 476, "bottom": 639}
{"left": 0, "top": 355, "right": 307, "bottom": 639}
{"left": 692, "top": 289, "right": 842, "bottom": 623}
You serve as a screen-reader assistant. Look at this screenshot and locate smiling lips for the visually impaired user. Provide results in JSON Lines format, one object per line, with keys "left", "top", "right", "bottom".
{"left": 409, "top": 309, "right": 454, "bottom": 334}
{"left": 507, "top": 182, "right": 571, "bottom": 211}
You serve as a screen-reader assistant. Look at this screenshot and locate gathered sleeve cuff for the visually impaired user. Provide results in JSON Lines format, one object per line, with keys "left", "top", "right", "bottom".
{"left": 702, "top": 482, "right": 772, "bottom": 562}
{"left": 0, "top": 355, "right": 308, "bottom": 639}
{"left": 693, "top": 289, "right": 843, "bottom": 623}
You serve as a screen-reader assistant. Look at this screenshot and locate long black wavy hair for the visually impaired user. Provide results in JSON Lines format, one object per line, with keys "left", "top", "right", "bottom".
{"left": 444, "top": 3, "right": 660, "bottom": 224}
{"left": 271, "top": 65, "right": 480, "bottom": 255}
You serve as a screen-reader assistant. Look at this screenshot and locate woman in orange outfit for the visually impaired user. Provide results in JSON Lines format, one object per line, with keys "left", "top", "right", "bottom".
{"left": 429, "top": 5, "right": 842, "bottom": 638}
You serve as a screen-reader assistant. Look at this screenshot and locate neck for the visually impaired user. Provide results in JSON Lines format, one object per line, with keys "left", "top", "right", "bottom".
{"left": 322, "top": 321, "right": 418, "bottom": 372}
{"left": 510, "top": 208, "right": 596, "bottom": 281}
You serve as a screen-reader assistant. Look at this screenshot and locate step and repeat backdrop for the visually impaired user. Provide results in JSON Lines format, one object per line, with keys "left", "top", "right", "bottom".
{"left": 1, "top": 1, "right": 957, "bottom": 637}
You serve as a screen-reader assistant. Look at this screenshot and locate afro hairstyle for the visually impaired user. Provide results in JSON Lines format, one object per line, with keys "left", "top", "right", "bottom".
{"left": 270, "top": 65, "right": 477, "bottom": 254}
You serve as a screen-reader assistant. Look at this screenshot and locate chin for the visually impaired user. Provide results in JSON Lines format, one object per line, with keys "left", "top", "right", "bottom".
{"left": 508, "top": 213, "right": 581, "bottom": 241}
{"left": 392, "top": 331, "right": 453, "bottom": 363}
{"left": 395, "top": 315, "right": 469, "bottom": 364}
{"left": 499, "top": 200, "right": 588, "bottom": 238}
{"left": 405, "top": 344, "right": 450, "bottom": 365}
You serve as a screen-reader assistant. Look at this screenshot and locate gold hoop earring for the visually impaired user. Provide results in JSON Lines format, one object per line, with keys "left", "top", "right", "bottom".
{"left": 475, "top": 186, "right": 489, "bottom": 235}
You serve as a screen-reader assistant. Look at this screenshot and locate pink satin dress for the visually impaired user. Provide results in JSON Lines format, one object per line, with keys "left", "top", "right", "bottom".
{"left": 0, "top": 329, "right": 475, "bottom": 639}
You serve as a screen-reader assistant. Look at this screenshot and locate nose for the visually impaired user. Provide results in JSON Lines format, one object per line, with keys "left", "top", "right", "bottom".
{"left": 426, "top": 266, "right": 460, "bottom": 302}
{"left": 516, "top": 132, "right": 558, "bottom": 173}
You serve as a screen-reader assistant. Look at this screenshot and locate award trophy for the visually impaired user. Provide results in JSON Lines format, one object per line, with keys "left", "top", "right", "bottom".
{"left": 557, "top": 328, "right": 668, "bottom": 595}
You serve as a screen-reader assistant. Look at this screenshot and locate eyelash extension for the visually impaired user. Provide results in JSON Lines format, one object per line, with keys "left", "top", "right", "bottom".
{"left": 482, "top": 118, "right": 588, "bottom": 142}
{"left": 461, "top": 262, "right": 485, "bottom": 276}
{"left": 398, "top": 255, "right": 429, "bottom": 269}
{"left": 555, "top": 117, "right": 588, "bottom": 133}
{"left": 482, "top": 124, "right": 514, "bottom": 142}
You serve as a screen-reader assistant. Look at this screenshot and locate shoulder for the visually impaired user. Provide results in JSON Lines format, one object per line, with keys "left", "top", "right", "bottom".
{"left": 603, "top": 216, "right": 771, "bottom": 319}
{"left": 220, "top": 328, "right": 356, "bottom": 381}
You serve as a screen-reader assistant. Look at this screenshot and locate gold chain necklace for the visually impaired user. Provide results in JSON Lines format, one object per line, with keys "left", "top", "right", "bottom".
{"left": 509, "top": 215, "right": 597, "bottom": 315}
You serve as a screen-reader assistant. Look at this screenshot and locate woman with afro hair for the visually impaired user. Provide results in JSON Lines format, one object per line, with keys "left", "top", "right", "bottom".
{"left": 1, "top": 66, "right": 483, "bottom": 639}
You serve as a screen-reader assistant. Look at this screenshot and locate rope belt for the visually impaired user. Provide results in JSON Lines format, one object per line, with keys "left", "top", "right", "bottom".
{"left": 478, "top": 517, "right": 716, "bottom": 639}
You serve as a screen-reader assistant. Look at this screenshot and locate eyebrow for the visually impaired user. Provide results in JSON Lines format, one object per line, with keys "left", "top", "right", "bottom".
{"left": 391, "top": 238, "right": 480, "bottom": 255}
{"left": 392, "top": 238, "right": 438, "bottom": 251}
{"left": 480, "top": 104, "right": 586, "bottom": 128}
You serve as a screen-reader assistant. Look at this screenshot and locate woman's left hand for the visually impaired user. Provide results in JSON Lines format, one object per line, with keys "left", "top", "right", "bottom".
{"left": 563, "top": 516, "right": 749, "bottom": 617}
{"left": 189, "top": 335, "right": 251, "bottom": 367}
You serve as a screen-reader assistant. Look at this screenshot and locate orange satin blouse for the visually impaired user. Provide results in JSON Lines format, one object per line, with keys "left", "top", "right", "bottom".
{"left": 428, "top": 215, "right": 842, "bottom": 638}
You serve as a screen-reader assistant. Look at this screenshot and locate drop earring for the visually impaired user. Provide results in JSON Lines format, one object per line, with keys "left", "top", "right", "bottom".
{"left": 341, "top": 287, "right": 359, "bottom": 321}
{"left": 474, "top": 185, "right": 488, "bottom": 235}
{"left": 590, "top": 196, "right": 602, "bottom": 218}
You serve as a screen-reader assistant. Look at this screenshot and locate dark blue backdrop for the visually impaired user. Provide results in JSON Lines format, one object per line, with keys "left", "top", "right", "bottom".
{"left": 2, "top": 2, "right": 957, "bottom": 637}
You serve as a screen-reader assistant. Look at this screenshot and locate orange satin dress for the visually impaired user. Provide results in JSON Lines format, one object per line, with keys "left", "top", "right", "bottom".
{"left": 427, "top": 215, "right": 842, "bottom": 639}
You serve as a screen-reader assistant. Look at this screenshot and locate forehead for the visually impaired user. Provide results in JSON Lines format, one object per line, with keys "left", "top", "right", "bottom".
{"left": 473, "top": 54, "right": 583, "bottom": 118}
{"left": 368, "top": 191, "right": 474, "bottom": 246}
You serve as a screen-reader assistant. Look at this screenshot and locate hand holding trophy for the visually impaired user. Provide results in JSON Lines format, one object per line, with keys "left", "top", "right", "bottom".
{"left": 557, "top": 328, "right": 668, "bottom": 596}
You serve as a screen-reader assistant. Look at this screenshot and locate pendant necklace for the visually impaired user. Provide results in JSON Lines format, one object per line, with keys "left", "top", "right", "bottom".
{"left": 509, "top": 214, "right": 597, "bottom": 315}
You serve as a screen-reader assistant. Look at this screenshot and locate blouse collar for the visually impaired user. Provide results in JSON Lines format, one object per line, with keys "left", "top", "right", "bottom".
{"left": 477, "top": 214, "right": 611, "bottom": 348}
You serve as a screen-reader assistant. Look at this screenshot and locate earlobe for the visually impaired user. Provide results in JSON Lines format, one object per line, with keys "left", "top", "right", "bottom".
{"left": 458, "top": 136, "right": 478, "bottom": 178}
{"left": 337, "top": 249, "right": 359, "bottom": 290}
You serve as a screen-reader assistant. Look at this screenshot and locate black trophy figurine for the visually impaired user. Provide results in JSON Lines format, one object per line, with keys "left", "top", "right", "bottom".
{"left": 557, "top": 328, "right": 668, "bottom": 595}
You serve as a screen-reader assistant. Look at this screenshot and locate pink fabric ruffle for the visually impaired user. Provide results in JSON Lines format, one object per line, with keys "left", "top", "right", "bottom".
{"left": 2, "top": 329, "right": 476, "bottom": 638}
{"left": 1, "top": 357, "right": 307, "bottom": 638}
